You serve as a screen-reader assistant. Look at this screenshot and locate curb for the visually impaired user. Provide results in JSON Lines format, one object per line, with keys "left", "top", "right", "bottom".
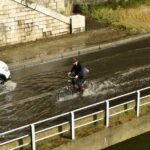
{"left": 9, "top": 33, "right": 150, "bottom": 71}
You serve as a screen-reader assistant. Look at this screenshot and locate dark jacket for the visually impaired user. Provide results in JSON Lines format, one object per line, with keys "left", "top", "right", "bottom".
{"left": 71, "top": 62, "right": 84, "bottom": 79}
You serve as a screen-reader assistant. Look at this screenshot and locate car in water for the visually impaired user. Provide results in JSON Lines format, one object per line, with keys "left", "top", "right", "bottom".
{"left": 0, "top": 61, "right": 11, "bottom": 84}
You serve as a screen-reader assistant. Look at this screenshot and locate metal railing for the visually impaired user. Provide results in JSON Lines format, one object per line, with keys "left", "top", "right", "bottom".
{"left": 0, "top": 86, "right": 150, "bottom": 150}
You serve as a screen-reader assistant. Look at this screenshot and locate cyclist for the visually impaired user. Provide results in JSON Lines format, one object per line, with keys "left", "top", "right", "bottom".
{"left": 68, "top": 58, "right": 89, "bottom": 94}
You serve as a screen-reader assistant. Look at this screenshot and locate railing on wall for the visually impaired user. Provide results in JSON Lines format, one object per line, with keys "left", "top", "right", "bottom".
{"left": 0, "top": 87, "right": 150, "bottom": 150}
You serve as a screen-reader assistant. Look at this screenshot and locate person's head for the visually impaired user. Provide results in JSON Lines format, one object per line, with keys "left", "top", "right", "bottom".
{"left": 72, "top": 58, "right": 78, "bottom": 65}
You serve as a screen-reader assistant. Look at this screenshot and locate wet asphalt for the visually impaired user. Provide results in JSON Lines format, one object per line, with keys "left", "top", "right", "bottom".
{"left": 0, "top": 36, "right": 150, "bottom": 132}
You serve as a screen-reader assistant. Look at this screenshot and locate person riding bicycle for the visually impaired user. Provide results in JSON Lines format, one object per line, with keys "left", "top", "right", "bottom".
{"left": 68, "top": 58, "right": 88, "bottom": 93}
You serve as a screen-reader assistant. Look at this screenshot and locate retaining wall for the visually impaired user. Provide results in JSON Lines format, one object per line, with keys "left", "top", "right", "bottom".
{"left": 0, "top": 0, "right": 85, "bottom": 47}
{"left": 0, "top": 97, "right": 149, "bottom": 150}
{"left": 53, "top": 113, "right": 150, "bottom": 150}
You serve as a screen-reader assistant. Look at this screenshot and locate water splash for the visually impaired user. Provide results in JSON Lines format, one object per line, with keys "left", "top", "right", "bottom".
{"left": 82, "top": 81, "right": 97, "bottom": 96}
{"left": 57, "top": 81, "right": 97, "bottom": 102}
{"left": 58, "top": 94, "right": 78, "bottom": 102}
{"left": 0, "top": 80, "right": 17, "bottom": 96}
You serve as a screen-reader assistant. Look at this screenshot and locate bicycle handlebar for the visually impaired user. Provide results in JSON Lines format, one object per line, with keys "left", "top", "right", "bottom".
{"left": 68, "top": 74, "right": 75, "bottom": 79}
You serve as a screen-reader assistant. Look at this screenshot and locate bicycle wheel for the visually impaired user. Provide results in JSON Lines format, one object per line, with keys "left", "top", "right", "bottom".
{"left": 58, "top": 86, "right": 73, "bottom": 101}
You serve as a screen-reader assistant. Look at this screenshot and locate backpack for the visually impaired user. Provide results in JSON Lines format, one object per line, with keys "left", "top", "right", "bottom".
{"left": 82, "top": 66, "right": 89, "bottom": 77}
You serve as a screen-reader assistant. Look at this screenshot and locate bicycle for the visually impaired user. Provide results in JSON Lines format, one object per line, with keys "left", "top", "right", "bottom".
{"left": 58, "top": 74, "right": 95, "bottom": 101}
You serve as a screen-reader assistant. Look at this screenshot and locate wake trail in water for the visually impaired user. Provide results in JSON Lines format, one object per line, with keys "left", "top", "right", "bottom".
{"left": 57, "top": 82, "right": 98, "bottom": 102}
{"left": 57, "top": 63, "right": 150, "bottom": 102}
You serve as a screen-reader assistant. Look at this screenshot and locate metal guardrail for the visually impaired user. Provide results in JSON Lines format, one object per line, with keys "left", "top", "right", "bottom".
{"left": 0, "top": 87, "right": 150, "bottom": 150}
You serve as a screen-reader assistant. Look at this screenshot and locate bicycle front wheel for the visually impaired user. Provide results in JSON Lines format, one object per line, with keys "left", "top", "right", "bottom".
{"left": 58, "top": 86, "right": 73, "bottom": 101}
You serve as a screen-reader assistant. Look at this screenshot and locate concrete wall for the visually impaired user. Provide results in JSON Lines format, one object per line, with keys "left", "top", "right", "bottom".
{"left": 0, "top": 0, "right": 85, "bottom": 47}
{"left": 0, "top": 96, "right": 149, "bottom": 149}
{"left": 53, "top": 113, "right": 150, "bottom": 150}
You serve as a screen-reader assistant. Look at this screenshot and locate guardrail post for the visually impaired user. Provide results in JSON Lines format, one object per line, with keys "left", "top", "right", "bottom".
{"left": 105, "top": 100, "right": 109, "bottom": 128}
{"left": 70, "top": 111, "right": 75, "bottom": 140}
{"left": 136, "top": 90, "right": 140, "bottom": 117}
{"left": 70, "top": 17, "right": 72, "bottom": 34}
{"left": 31, "top": 124, "right": 36, "bottom": 150}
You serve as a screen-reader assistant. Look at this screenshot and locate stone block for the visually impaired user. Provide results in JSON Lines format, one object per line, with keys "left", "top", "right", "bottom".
{"left": 35, "top": 33, "right": 43, "bottom": 39}
{"left": 20, "top": 36, "right": 26, "bottom": 41}
{"left": 25, "top": 19, "right": 33, "bottom": 24}
{"left": 49, "top": 2, "right": 56, "bottom": 7}
{"left": 10, "top": 26, "right": 18, "bottom": 30}
{"left": 6, "top": 18, "right": 16, "bottom": 23}
{"left": 33, "top": 17, "right": 47, "bottom": 22}
{"left": 25, "top": 15, "right": 33, "bottom": 20}
{"left": 25, "top": 28, "right": 32, "bottom": 32}
{"left": 6, "top": 37, "right": 18, "bottom": 43}
{"left": 9, "top": 13, "right": 17, "bottom": 18}
{"left": 5, "top": 21, "right": 18, "bottom": 27}
{"left": 16, "top": 16, "right": 26, "bottom": 20}
{"left": 0, "top": 15, "right": 9, "bottom": 22}
{"left": 51, "top": 29, "right": 60, "bottom": 35}
{"left": 43, "top": 28, "right": 52, "bottom": 32}
{"left": 5, "top": 26, "right": 11, "bottom": 31}
{"left": 59, "top": 28, "right": 68, "bottom": 33}
{"left": 38, "top": 24, "right": 46, "bottom": 29}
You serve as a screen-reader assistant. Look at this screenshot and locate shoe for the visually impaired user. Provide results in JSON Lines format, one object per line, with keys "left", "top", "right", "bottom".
{"left": 80, "top": 86, "right": 84, "bottom": 95}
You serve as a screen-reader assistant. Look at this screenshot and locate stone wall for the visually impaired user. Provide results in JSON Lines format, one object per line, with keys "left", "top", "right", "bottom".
{"left": 73, "top": 0, "right": 108, "bottom": 4}
{"left": 0, "top": 0, "right": 85, "bottom": 47}
{"left": 29, "top": 0, "right": 73, "bottom": 15}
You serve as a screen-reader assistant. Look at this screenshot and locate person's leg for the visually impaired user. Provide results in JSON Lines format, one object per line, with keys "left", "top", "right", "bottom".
{"left": 80, "top": 80, "right": 85, "bottom": 94}
{"left": 77, "top": 78, "right": 85, "bottom": 94}
{"left": 72, "top": 78, "right": 79, "bottom": 91}
{"left": 71, "top": 78, "right": 75, "bottom": 86}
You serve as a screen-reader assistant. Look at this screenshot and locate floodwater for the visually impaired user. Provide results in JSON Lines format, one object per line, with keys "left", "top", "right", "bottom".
{"left": 0, "top": 37, "right": 150, "bottom": 132}
{"left": 104, "top": 131, "right": 150, "bottom": 150}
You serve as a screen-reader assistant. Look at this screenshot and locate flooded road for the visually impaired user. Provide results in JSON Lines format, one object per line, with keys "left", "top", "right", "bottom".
{"left": 0, "top": 37, "right": 150, "bottom": 132}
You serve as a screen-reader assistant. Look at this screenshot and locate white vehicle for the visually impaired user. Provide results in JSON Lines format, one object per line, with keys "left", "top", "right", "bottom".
{"left": 0, "top": 61, "right": 11, "bottom": 84}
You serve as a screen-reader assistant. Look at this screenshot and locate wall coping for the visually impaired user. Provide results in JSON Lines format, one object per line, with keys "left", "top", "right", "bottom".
{"left": 12, "top": 0, "right": 70, "bottom": 24}
{"left": 52, "top": 113, "right": 150, "bottom": 150}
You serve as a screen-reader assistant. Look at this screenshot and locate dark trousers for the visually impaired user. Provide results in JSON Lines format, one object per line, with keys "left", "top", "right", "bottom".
{"left": 72, "top": 78, "right": 85, "bottom": 90}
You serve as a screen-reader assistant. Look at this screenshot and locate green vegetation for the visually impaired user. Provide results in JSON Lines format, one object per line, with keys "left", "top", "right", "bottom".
{"left": 79, "top": 0, "right": 150, "bottom": 32}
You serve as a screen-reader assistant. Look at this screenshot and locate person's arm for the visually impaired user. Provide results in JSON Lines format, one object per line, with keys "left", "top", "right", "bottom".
{"left": 68, "top": 65, "right": 75, "bottom": 76}
{"left": 76, "top": 63, "right": 83, "bottom": 77}
{"left": 71, "top": 65, "right": 75, "bottom": 73}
